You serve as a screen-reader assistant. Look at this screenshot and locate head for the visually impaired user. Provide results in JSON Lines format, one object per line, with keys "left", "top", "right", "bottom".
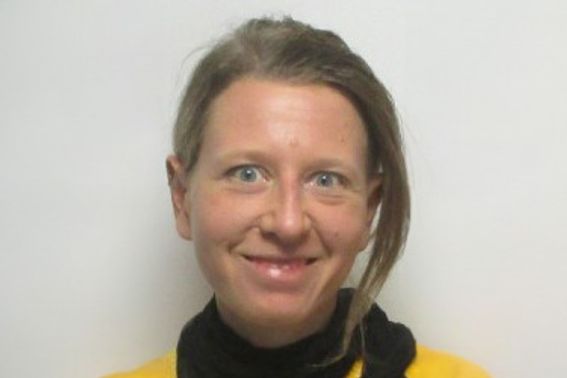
{"left": 167, "top": 16, "right": 410, "bottom": 356}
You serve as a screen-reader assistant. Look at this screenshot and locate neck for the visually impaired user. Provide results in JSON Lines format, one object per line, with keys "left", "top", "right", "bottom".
{"left": 215, "top": 295, "right": 338, "bottom": 348}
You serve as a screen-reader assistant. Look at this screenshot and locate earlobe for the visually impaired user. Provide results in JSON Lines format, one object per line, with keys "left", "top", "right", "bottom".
{"left": 166, "top": 155, "right": 193, "bottom": 240}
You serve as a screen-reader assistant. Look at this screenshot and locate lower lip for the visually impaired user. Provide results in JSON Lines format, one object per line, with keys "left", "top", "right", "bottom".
{"left": 241, "top": 256, "right": 315, "bottom": 288}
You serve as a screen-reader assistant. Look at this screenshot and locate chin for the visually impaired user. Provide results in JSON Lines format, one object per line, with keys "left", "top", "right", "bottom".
{"left": 243, "top": 290, "right": 332, "bottom": 326}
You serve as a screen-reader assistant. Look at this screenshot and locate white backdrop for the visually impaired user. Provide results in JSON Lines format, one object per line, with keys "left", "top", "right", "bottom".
{"left": 1, "top": 1, "right": 566, "bottom": 377}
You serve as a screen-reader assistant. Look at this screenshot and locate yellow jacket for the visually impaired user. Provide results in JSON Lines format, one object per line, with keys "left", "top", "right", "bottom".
{"left": 105, "top": 345, "right": 490, "bottom": 378}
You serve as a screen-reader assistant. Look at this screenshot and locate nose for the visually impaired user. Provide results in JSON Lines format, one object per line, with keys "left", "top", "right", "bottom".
{"left": 259, "top": 180, "right": 312, "bottom": 246}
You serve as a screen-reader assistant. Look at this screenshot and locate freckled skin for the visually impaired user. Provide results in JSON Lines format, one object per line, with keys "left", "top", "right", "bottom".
{"left": 169, "top": 78, "right": 381, "bottom": 348}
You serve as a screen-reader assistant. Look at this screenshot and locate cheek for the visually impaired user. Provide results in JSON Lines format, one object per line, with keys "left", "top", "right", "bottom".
{"left": 189, "top": 193, "right": 237, "bottom": 288}
{"left": 191, "top": 194, "right": 226, "bottom": 241}
{"left": 189, "top": 189, "right": 257, "bottom": 252}
{"left": 319, "top": 204, "right": 370, "bottom": 252}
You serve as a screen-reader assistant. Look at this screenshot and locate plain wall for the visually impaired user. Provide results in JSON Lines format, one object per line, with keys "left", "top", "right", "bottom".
{"left": 1, "top": 1, "right": 566, "bottom": 377}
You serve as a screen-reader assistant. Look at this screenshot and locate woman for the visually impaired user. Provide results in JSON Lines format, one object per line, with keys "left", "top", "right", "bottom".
{"left": 107, "top": 17, "right": 489, "bottom": 378}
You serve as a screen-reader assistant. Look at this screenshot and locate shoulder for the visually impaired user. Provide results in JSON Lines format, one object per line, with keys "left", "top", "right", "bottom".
{"left": 102, "top": 345, "right": 490, "bottom": 378}
{"left": 102, "top": 350, "right": 176, "bottom": 378}
{"left": 405, "top": 345, "right": 491, "bottom": 378}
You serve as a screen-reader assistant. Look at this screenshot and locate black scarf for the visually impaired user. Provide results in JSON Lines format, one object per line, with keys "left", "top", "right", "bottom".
{"left": 176, "top": 289, "right": 415, "bottom": 378}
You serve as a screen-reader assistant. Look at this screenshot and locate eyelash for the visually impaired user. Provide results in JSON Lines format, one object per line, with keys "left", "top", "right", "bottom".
{"left": 224, "top": 165, "right": 348, "bottom": 189}
{"left": 226, "top": 165, "right": 265, "bottom": 183}
{"left": 311, "top": 172, "right": 346, "bottom": 188}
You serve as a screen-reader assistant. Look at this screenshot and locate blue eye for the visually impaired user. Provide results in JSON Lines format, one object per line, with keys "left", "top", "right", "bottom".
{"left": 232, "top": 166, "right": 261, "bottom": 182}
{"left": 315, "top": 172, "right": 340, "bottom": 187}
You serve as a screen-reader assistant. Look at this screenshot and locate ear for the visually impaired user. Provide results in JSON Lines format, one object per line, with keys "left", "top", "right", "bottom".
{"left": 359, "top": 175, "right": 382, "bottom": 251}
{"left": 166, "top": 155, "right": 192, "bottom": 240}
{"left": 366, "top": 175, "right": 382, "bottom": 226}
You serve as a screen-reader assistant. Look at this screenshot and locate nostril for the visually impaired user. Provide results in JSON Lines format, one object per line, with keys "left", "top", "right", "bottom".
{"left": 256, "top": 193, "right": 312, "bottom": 245}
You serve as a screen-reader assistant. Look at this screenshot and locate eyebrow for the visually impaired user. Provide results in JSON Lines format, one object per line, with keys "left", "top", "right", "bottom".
{"left": 211, "top": 149, "right": 271, "bottom": 165}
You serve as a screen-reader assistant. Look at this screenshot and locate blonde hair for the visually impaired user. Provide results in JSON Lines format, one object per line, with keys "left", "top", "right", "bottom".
{"left": 173, "top": 16, "right": 410, "bottom": 360}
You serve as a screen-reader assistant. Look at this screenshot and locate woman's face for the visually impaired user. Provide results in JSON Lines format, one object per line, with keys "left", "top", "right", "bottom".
{"left": 169, "top": 78, "right": 380, "bottom": 344}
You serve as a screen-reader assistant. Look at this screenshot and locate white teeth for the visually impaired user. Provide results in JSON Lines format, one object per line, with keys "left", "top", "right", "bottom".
{"left": 266, "top": 261, "right": 295, "bottom": 277}
{"left": 269, "top": 263, "right": 290, "bottom": 270}
{"left": 268, "top": 266, "right": 283, "bottom": 278}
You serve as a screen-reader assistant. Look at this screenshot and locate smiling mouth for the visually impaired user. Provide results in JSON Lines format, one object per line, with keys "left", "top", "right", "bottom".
{"left": 242, "top": 255, "right": 318, "bottom": 268}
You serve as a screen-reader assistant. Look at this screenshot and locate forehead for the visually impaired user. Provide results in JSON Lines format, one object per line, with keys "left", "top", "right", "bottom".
{"left": 203, "top": 78, "right": 368, "bottom": 153}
